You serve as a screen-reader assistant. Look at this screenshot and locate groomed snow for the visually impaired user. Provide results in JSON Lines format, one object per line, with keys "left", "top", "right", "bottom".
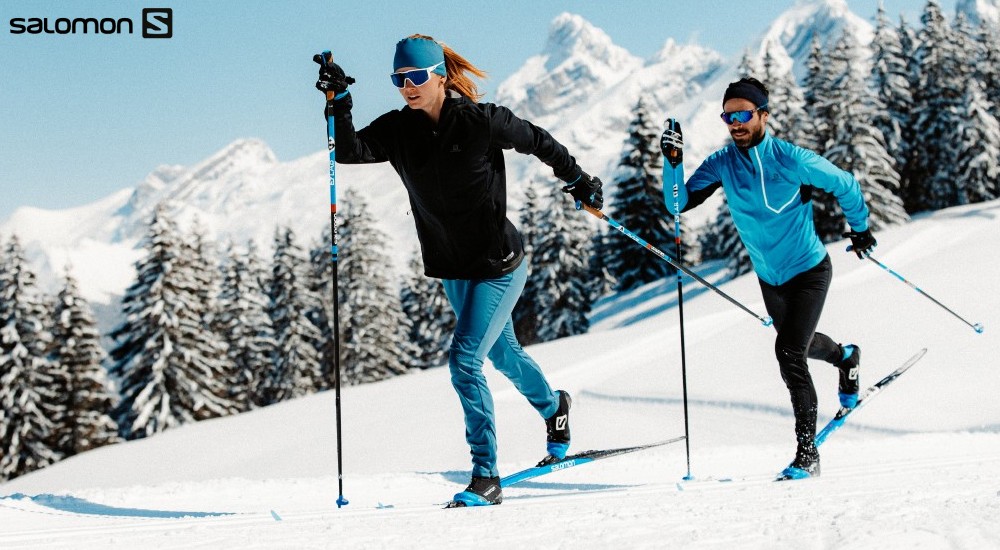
{"left": 1, "top": 199, "right": 997, "bottom": 549}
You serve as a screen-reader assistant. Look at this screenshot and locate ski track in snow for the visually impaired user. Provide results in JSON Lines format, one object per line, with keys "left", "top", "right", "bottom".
{"left": 2, "top": 439, "right": 999, "bottom": 549}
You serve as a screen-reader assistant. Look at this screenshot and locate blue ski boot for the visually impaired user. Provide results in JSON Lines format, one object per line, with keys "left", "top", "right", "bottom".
{"left": 536, "top": 390, "right": 572, "bottom": 467}
{"left": 835, "top": 345, "right": 861, "bottom": 409}
{"left": 445, "top": 476, "right": 502, "bottom": 508}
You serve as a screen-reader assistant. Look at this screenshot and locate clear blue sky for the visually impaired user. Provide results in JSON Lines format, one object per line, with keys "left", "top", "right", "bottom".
{"left": 0, "top": 0, "right": 952, "bottom": 220}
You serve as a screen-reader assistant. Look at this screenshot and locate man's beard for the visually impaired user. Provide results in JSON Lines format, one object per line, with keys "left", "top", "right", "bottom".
{"left": 730, "top": 125, "right": 763, "bottom": 148}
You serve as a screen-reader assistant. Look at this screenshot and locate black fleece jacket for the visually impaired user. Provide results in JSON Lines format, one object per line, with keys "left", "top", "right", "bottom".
{"left": 333, "top": 93, "right": 581, "bottom": 279}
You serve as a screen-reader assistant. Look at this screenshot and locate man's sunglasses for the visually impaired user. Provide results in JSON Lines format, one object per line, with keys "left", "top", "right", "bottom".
{"left": 720, "top": 105, "right": 767, "bottom": 125}
{"left": 390, "top": 62, "right": 445, "bottom": 88}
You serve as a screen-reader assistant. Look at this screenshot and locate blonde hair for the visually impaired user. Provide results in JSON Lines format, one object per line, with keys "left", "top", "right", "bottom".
{"left": 408, "top": 34, "right": 487, "bottom": 101}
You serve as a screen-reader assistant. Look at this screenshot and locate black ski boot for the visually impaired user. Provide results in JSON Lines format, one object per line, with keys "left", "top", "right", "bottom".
{"left": 536, "top": 390, "right": 572, "bottom": 466}
{"left": 445, "top": 476, "right": 502, "bottom": 508}
{"left": 778, "top": 446, "right": 821, "bottom": 480}
{"left": 835, "top": 344, "right": 861, "bottom": 408}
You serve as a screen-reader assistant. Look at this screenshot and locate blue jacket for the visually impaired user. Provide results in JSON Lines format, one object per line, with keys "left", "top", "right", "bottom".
{"left": 668, "top": 132, "right": 870, "bottom": 285}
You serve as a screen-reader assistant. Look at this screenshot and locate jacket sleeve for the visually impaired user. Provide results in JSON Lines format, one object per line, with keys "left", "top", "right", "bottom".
{"left": 666, "top": 156, "right": 723, "bottom": 215}
{"left": 486, "top": 104, "right": 581, "bottom": 183}
{"left": 330, "top": 95, "right": 391, "bottom": 165}
{"left": 790, "top": 145, "right": 870, "bottom": 231}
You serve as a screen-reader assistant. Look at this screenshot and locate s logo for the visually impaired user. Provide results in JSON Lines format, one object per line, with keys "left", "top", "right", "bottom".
{"left": 141, "top": 8, "right": 172, "bottom": 38}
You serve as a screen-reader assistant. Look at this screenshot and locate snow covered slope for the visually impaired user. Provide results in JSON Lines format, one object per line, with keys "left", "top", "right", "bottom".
{"left": 0, "top": 199, "right": 997, "bottom": 549}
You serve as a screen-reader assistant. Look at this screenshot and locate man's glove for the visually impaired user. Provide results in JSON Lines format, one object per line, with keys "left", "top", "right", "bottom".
{"left": 843, "top": 228, "right": 877, "bottom": 259}
{"left": 562, "top": 172, "right": 604, "bottom": 209}
{"left": 313, "top": 55, "right": 355, "bottom": 95}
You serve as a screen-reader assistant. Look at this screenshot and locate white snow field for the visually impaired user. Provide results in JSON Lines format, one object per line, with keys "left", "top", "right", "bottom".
{"left": 1, "top": 201, "right": 998, "bottom": 548}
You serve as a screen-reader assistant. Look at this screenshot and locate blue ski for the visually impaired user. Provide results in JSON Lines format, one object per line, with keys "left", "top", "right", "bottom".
{"left": 777, "top": 348, "right": 928, "bottom": 480}
{"left": 501, "top": 436, "right": 686, "bottom": 487}
{"left": 814, "top": 348, "right": 927, "bottom": 447}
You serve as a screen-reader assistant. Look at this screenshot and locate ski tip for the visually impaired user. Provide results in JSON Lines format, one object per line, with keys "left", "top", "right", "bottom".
{"left": 270, "top": 509, "right": 282, "bottom": 521}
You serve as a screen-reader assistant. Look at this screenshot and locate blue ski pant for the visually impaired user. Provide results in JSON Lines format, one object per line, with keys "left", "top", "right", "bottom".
{"left": 441, "top": 262, "right": 559, "bottom": 478}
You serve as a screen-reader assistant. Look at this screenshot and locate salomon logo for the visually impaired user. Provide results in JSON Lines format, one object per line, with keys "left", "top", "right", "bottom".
{"left": 9, "top": 16, "right": 133, "bottom": 35}
{"left": 551, "top": 460, "right": 576, "bottom": 471}
{"left": 849, "top": 367, "right": 858, "bottom": 380}
{"left": 9, "top": 8, "right": 174, "bottom": 39}
{"left": 141, "top": 8, "right": 172, "bottom": 38}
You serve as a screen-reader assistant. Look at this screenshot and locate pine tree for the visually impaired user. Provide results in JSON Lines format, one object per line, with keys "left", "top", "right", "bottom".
{"left": 585, "top": 229, "right": 616, "bottom": 302}
{"left": 50, "top": 269, "right": 119, "bottom": 455}
{"left": 871, "top": 4, "right": 914, "bottom": 178}
{"left": 908, "top": 0, "right": 964, "bottom": 212}
{"left": 896, "top": 13, "right": 924, "bottom": 208}
{"left": 0, "top": 235, "right": 61, "bottom": 480}
{"left": 218, "top": 241, "right": 276, "bottom": 409}
{"left": 823, "top": 30, "right": 909, "bottom": 231}
{"left": 954, "top": 80, "right": 1000, "bottom": 204}
{"left": 109, "top": 207, "right": 238, "bottom": 440}
{"left": 264, "top": 227, "right": 324, "bottom": 403}
{"left": 337, "top": 190, "right": 409, "bottom": 384}
{"left": 605, "top": 98, "right": 690, "bottom": 290}
{"left": 801, "top": 37, "right": 833, "bottom": 152}
{"left": 308, "top": 226, "right": 338, "bottom": 390}
{"left": 978, "top": 21, "right": 1000, "bottom": 122}
{"left": 514, "top": 180, "right": 547, "bottom": 343}
{"left": 184, "top": 220, "right": 237, "bottom": 409}
{"left": 737, "top": 48, "right": 761, "bottom": 79}
{"left": 400, "top": 252, "right": 454, "bottom": 369}
{"left": 762, "top": 44, "right": 808, "bottom": 146}
{"left": 521, "top": 184, "right": 593, "bottom": 343}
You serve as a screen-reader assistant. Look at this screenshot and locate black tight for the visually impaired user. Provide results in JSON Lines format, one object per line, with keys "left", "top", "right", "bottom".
{"left": 758, "top": 255, "right": 844, "bottom": 454}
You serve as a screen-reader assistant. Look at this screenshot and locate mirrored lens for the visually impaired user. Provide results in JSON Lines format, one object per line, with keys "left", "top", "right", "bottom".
{"left": 390, "top": 69, "right": 431, "bottom": 88}
{"left": 720, "top": 110, "right": 755, "bottom": 125}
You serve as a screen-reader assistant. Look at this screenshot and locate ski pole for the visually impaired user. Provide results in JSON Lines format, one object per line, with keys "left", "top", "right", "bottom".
{"left": 861, "top": 252, "right": 984, "bottom": 334}
{"left": 579, "top": 203, "right": 773, "bottom": 327}
{"left": 661, "top": 118, "right": 693, "bottom": 480}
{"left": 316, "top": 50, "right": 349, "bottom": 508}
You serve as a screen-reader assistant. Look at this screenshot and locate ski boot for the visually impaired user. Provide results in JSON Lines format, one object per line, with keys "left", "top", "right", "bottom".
{"left": 536, "top": 390, "right": 572, "bottom": 467}
{"left": 835, "top": 344, "right": 861, "bottom": 409}
{"left": 445, "top": 476, "right": 502, "bottom": 508}
{"left": 777, "top": 446, "right": 821, "bottom": 481}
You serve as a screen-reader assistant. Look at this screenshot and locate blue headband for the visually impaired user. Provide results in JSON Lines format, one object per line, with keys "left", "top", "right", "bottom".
{"left": 394, "top": 37, "right": 447, "bottom": 76}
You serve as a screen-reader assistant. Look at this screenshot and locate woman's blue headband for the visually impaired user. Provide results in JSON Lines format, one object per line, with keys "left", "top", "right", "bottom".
{"left": 394, "top": 37, "right": 447, "bottom": 76}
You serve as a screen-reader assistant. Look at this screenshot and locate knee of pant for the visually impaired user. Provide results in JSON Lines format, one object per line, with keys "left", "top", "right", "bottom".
{"left": 775, "top": 340, "right": 806, "bottom": 365}
{"left": 775, "top": 342, "right": 809, "bottom": 385}
{"left": 449, "top": 338, "right": 480, "bottom": 374}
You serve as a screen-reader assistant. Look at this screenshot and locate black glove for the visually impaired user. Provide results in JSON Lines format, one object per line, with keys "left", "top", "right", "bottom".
{"left": 313, "top": 54, "right": 355, "bottom": 95}
{"left": 843, "top": 228, "right": 876, "bottom": 259}
{"left": 562, "top": 172, "right": 604, "bottom": 209}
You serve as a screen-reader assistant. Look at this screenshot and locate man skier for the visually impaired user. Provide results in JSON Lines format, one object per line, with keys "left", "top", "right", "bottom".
{"left": 666, "top": 77, "right": 877, "bottom": 479}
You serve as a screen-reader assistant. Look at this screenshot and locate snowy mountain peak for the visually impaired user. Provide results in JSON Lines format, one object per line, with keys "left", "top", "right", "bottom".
{"left": 114, "top": 138, "right": 279, "bottom": 239}
{"left": 543, "top": 12, "right": 633, "bottom": 71}
{"left": 187, "top": 138, "right": 277, "bottom": 183}
{"left": 754, "top": 0, "right": 874, "bottom": 80}
{"left": 495, "top": 13, "right": 641, "bottom": 124}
